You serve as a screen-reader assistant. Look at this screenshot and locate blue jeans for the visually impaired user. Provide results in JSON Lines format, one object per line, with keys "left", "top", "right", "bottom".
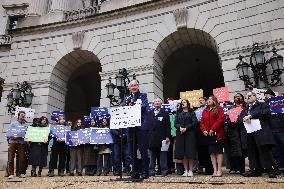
{"left": 149, "top": 148, "right": 168, "bottom": 176}
{"left": 112, "top": 142, "right": 131, "bottom": 172}
{"left": 272, "top": 132, "right": 284, "bottom": 169}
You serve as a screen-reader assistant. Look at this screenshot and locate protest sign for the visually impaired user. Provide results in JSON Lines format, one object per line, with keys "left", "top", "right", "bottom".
{"left": 180, "top": 89, "right": 203, "bottom": 107}
{"left": 50, "top": 125, "right": 71, "bottom": 139}
{"left": 195, "top": 106, "right": 205, "bottom": 121}
{"left": 253, "top": 88, "right": 279, "bottom": 102}
{"left": 269, "top": 96, "right": 284, "bottom": 114}
{"left": 147, "top": 102, "right": 171, "bottom": 113}
{"left": 222, "top": 104, "right": 232, "bottom": 115}
{"left": 51, "top": 111, "right": 64, "bottom": 121}
{"left": 25, "top": 126, "right": 50, "bottom": 142}
{"left": 6, "top": 125, "right": 26, "bottom": 138}
{"left": 213, "top": 86, "right": 230, "bottom": 103}
{"left": 15, "top": 106, "right": 35, "bottom": 122}
{"left": 65, "top": 128, "right": 92, "bottom": 146}
{"left": 227, "top": 107, "right": 243, "bottom": 122}
{"left": 110, "top": 105, "right": 141, "bottom": 129}
{"left": 84, "top": 116, "right": 92, "bottom": 126}
{"left": 65, "top": 131, "right": 79, "bottom": 146}
{"left": 90, "top": 128, "right": 113, "bottom": 144}
{"left": 91, "top": 107, "right": 109, "bottom": 118}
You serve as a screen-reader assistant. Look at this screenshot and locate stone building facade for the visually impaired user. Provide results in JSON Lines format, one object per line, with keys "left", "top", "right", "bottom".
{"left": 0, "top": 0, "right": 283, "bottom": 168}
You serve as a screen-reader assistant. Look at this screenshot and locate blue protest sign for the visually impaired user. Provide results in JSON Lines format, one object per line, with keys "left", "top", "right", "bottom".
{"left": 65, "top": 131, "right": 79, "bottom": 146}
{"left": 6, "top": 125, "right": 26, "bottom": 138}
{"left": 65, "top": 129, "right": 92, "bottom": 146}
{"left": 222, "top": 104, "right": 231, "bottom": 115}
{"left": 269, "top": 96, "right": 284, "bottom": 114}
{"left": 50, "top": 125, "right": 71, "bottom": 139}
{"left": 91, "top": 107, "right": 109, "bottom": 118}
{"left": 147, "top": 102, "right": 172, "bottom": 112}
{"left": 90, "top": 128, "right": 113, "bottom": 144}
{"left": 195, "top": 106, "right": 205, "bottom": 121}
{"left": 51, "top": 111, "right": 64, "bottom": 121}
{"left": 84, "top": 116, "right": 92, "bottom": 126}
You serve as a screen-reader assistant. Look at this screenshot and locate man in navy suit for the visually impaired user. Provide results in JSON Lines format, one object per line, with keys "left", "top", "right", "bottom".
{"left": 148, "top": 98, "right": 170, "bottom": 177}
{"left": 124, "top": 80, "right": 149, "bottom": 180}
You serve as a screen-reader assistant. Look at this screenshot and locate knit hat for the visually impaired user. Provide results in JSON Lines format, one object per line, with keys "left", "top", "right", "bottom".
{"left": 264, "top": 88, "right": 276, "bottom": 96}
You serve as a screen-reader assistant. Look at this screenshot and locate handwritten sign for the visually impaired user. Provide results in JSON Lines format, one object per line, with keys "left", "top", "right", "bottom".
{"left": 25, "top": 126, "right": 50, "bottom": 142}
{"left": 50, "top": 125, "right": 71, "bottom": 140}
{"left": 227, "top": 107, "right": 243, "bottom": 122}
{"left": 269, "top": 96, "right": 284, "bottom": 114}
{"left": 180, "top": 89, "right": 203, "bottom": 107}
{"left": 6, "top": 125, "right": 26, "bottom": 138}
{"left": 213, "top": 86, "right": 229, "bottom": 103}
{"left": 15, "top": 106, "right": 35, "bottom": 122}
{"left": 110, "top": 105, "right": 141, "bottom": 129}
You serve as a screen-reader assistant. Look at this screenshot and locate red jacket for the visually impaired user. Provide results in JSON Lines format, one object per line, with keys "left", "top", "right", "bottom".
{"left": 200, "top": 105, "right": 225, "bottom": 140}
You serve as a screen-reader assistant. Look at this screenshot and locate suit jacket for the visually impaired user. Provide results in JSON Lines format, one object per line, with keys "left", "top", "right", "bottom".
{"left": 238, "top": 101, "right": 275, "bottom": 146}
{"left": 148, "top": 109, "right": 170, "bottom": 149}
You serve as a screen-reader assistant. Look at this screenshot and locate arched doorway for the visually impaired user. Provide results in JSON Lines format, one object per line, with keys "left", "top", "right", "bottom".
{"left": 50, "top": 50, "right": 101, "bottom": 122}
{"left": 154, "top": 28, "right": 224, "bottom": 100}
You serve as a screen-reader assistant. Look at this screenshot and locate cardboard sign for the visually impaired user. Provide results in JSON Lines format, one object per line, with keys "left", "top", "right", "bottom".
{"left": 269, "top": 96, "right": 284, "bottom": 114}
{"left": 25, "top": 126, "right": 49, "bottom": 142}
{"left": 180, "top": 89, "right": 203, "bottom": 107}
{"left": 213, "top": 86, "right": 230, "bottom": 103}
{"left": 50, "top": 125, "right": 71, "bottom": 140}
{"left": 6, "top": 125, "right": 26, "bottom": 138}
{"left": 227, "top": 107, "right": 243, "bottom": 122}
{"left": 110, "top": 105, "right": 141, "bottom": 129}
{"left": 90, "top": 128, "right": 113, "bottom": 144}
{"left": 15, "top": 106, "right": 35, "bottom": 122}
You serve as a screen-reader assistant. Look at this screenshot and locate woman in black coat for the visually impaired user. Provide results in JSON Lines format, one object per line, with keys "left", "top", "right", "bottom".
{"left": 238, "top": 91, "right": 276, "bottom": 178}
{"left": 174, "top": 99, "right": 198, "bottom": 177}
{"left": 28, "top": 116, "right": 49, "bottom": 177}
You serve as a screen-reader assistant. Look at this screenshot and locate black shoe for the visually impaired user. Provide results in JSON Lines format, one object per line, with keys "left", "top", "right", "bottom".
{"left": 49, "top": 170, "right": 54, "bottom": 177}
{"left": 38, "top": 171, "right": 42, "bottom": 177}
{"left": 69, "top": 173, "right": 74, "bottom": 176}
{"left": 242, "top": 170, "right": 262, "bottom": 177}
{"left": 31, "top": 170, "right": 37, "bottom": 177}
{"left": 96, "top": 171, "right": 102, "bottom": 176}
{"left": 78, "top": 172, "right": 82, "bottom": 176}
{"left": 103, "top": 171, "right": 109, "bottom": 176}
{"left": 113, "top": 171, "right": 120, "bottom": 176}
{"left": 268, "top": 171, "right": 277, "bottom": 178}
{"left": 130, "top": 174, "right": 140, "bottom": 179}
{"left": 141, "top": 174, "right": 149, "bottom": 179}
{"left": 58, "top": 170, "right": 64, "bottom": 177}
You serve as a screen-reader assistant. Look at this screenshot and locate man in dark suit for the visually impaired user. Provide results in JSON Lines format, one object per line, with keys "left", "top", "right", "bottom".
{"left": 124, "top": 80, "right": 149, "bottom": 180}
{"left": 148, "top": 98, "right": 170, "bottom": 177}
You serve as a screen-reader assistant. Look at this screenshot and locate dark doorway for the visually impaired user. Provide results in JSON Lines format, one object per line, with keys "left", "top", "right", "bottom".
{"left": 65, "top": 62, "right": 101, "bottom": 122}
{"left": 163, "top": 44, "right": 224, "bottom": 100}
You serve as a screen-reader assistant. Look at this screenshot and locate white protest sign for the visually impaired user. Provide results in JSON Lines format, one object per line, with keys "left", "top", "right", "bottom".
{"left": 253, "top": 88, "right": 279, "bottom": 102}
{"left": 110, "top": 105, "right": 141, "bottom": 129}
{"left": 14, "top": 106, "right": 35, "bottom": 122}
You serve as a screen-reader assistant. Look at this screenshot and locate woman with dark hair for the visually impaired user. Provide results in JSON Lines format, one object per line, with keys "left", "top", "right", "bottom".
{"left": 174, "top": 99, "right": 198, "bottom": 177}
{"left": 200, "top": 95, "right": 225, "bottom": 177}
{"left": 29, "top": 116, "right": 49, "bottom": 177}
{"left": 226, "top": 93, "right": 247, "bottom": 174}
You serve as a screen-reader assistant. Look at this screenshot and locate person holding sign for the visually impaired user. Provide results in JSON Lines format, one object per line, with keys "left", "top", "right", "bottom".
{"left": 124, "top": 80, "right": 149, "bottom": 180}
{"left": 28, "top": 116, "right": 50, "bottom": 177}
{"left": 148, "top": 98, "right": 170, "bottom": 177}
{"left": 225, "top": 93, "right": 247, "bottom": 174}
{"left": 174, "top": 99, "right": 198, "bottom": 177}
{"left": 7, "top": 111, "right": 28, "bottom": 179}
{"left": 264, "top": 89, "right": 284, "bottom": 174}
{"left": 238, "top": 92, "right": 276, "bottom": 178}
{"left": 200, "top": 96, "right": 225, "bottom": 177}
{"left": 69, "top": 119, "right": 84, "bottom": 176}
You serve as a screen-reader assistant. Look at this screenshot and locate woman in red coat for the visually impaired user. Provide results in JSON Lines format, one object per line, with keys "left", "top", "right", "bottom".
{"left": 200, "top": 95, "right": 225, "bottom": 177}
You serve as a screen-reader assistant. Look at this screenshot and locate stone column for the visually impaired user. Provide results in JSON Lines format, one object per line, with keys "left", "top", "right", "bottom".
{"left": 49, "top": 0, "right": 69, "bottom": 12}
{"left": 28, "top": 0, "right": 48, "bottom": 16}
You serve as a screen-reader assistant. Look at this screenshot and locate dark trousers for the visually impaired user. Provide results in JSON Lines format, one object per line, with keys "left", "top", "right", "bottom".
{"left": 247, "top": 134, "right": 274, "bottom": 170}
{"left": 49, "top": 143, "right": 66, "bottom": 171}
{"left": 128, "top": 128, "right": 149, "bottom": 176}
{"left": 113, "top": 142, "right": 131, "bottom": 173}
{"left": 272, "top": 132, "right": 284, "bottom": 169}
{"left": 32, "top": 165, "right": 43, "bottom": 172}
{"left": 198, "top": 145, "right": 213, "bottom": 173}
{"left": 70, "top": 147, "right": 83, "bottom": 174}
{"left": 8, "top": 143, "right": 26, "bottom": 176}
{"left": 85, "top": 165, "right": 96, "bottom": 175}
{"left": 149, "top": 148, "right": 168, "bottom": 176}
{"left": 97, "top": 153, "right": 110, "bottom": 174}
{"left": 229, "top": 156, "right": 246, "bottom": 173}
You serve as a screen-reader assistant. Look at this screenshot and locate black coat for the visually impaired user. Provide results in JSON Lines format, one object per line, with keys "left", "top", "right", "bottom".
{"left": 148, "top": 109, "right": 170, "bottom": 149}
{"left": 238, "top": 101, "right": 275, "bottom": 146}
{"left": 174, "top": 111, "right": 198, "bottom": 160}
{"left": 83, "top": 125, "right": 98, "bottom": 166}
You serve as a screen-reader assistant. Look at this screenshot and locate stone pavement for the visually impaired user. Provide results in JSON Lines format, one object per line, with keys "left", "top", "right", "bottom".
{"left": 1, "top": 170, "right": 284, "bottom": 189}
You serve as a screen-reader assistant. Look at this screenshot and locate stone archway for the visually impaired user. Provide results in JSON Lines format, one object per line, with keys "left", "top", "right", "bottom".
{"left": 153, "top": 28, "right": 224, "bottom": 100}
{"left": 49, "top": 50, "right": 101, "bottom": 122}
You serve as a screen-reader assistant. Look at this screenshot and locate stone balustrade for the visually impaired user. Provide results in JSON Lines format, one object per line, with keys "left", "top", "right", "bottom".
{"left": 64, "top": 5, "right": 101, "bottom": 21}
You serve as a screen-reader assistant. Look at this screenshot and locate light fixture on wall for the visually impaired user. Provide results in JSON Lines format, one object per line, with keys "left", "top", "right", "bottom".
{"left": 105, "top": 68, "right": 136, "bottom": 107}
{"left": 237, "top": 43, "right": 284, "bottom": 89}
{"left": 7, "top": 81, "right": 34, "bottom": 114}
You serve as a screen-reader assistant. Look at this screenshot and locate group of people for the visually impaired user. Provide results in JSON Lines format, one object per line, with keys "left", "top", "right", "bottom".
{"left": 6, "top": 80, "right": 284, "bottom": 180}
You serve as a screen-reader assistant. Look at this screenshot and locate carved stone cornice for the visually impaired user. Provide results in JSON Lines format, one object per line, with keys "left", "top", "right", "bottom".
{"left": 0, "top": 35, "right": 12, "bottom": 48}
{"left": 173, "top": 8, "right": 188, "bottom": 29}
{"left": 64, "top": 6, "right": 100, "bottom": 21}
{"left": 2, "top": 3, "right": 29, "bottom": 17}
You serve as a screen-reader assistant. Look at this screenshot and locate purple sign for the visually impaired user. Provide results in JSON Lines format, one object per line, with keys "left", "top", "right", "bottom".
{"left": 50, "top": 125, "right": 71, "bottom": 139}
{"left": 6, "top": 125, "right": 26, "bottom": 138}
{"left": 51, "top": 111, "right": 64, "bottom": 121}
{"left": 90, "top": 128, "right": 113, "bottom": 144}
{"left": 269, "top": 96, "right": 284, "bottom": 114}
